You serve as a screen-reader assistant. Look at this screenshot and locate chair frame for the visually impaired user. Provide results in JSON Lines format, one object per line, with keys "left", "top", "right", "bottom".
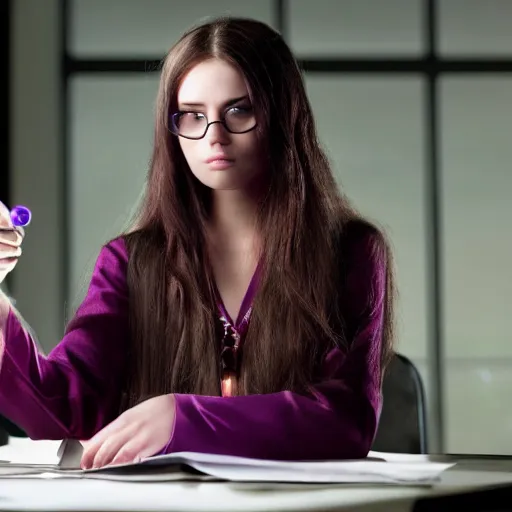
{"left": 393, "top": 352, "right": 429, "bottom": 454}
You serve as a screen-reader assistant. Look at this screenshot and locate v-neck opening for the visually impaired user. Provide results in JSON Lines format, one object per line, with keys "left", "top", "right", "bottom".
{"left": 215, "top": 260, "right": 261, "bottom": 330}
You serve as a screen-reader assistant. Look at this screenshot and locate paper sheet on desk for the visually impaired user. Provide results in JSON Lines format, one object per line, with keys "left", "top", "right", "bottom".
{"left": 0, "top": 439, "right": 454, "bottom": 484}
{"left": 0, "top": 437, "right": 62, "bottom": 465}
{"left": 84, "top": 451, "right": 454, "bottom": 485}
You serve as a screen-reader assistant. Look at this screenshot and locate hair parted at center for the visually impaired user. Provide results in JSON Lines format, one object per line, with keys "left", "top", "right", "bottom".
{"left": 118, "top": 16, "right": 396, "bottom": 411}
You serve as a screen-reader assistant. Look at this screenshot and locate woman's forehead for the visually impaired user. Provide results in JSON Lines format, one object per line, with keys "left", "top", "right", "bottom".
{"left": 177, "top": 59, "right": 249, "bottom": 107}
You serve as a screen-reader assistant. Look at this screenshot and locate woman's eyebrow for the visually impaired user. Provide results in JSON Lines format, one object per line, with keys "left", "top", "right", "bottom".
{"left": 178, "top": 95, "right": 250, "bottom": 109}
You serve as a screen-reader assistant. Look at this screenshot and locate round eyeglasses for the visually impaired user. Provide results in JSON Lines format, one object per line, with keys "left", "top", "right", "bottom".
{"left": 169, "top": 107, "right": 257, "bottom": 140}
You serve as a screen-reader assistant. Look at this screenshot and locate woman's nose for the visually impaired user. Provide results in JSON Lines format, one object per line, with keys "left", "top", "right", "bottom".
{"left": 205, "top": 120, "right": 230, "bottom": 145}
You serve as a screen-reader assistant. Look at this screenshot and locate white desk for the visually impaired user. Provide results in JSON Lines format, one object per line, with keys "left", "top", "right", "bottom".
{"left": 1, "top": 456, "right": 512, "bottom": 511}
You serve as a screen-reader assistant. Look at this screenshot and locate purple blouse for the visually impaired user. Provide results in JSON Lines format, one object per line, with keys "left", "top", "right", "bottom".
{"left": 0, "top": 229, "right": 386, "bottom": 461}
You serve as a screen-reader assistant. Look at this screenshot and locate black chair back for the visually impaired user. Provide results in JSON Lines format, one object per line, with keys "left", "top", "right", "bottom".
{"left": 0, "top": 415, "right": 27, "bottom": 446}
{"left": 372, "top": 353, "right": 428, "bottom": 454}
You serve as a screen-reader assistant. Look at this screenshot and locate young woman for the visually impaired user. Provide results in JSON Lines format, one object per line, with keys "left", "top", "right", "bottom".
{"left": 0, "top": 16, "right": 395, "bottom": 469}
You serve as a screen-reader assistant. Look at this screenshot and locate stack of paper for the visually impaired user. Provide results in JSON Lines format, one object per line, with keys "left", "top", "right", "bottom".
{"left": 0, "top": 438, "right": 455, "bottom": 485}
{"left": 0, "top": 437, "right": 62, "bottom": 465}
{"left": 110, "top": 450, "right": 454, "bottom": 485}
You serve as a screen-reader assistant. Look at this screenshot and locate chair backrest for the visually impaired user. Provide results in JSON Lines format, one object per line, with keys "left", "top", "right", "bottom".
{"left": 371, "top": 353, "right": 428, "bottom": 454}
{"left": 0, "top": 415, "right": 27, "bottom": 446}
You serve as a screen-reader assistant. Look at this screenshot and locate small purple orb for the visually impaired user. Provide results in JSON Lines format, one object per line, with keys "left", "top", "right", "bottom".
{"left": 10, "top": 205, "right": 32, "bottom": 227}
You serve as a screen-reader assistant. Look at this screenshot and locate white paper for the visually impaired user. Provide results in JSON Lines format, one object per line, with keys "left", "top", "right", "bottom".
{"left": 0, "top": 438, "right": 454, "bottom": 485}
{"left": 132, "top": 451, "right": 454, "bottom": 484}
{"left": 0, "top": 437, "right": 62, "bottom": 465}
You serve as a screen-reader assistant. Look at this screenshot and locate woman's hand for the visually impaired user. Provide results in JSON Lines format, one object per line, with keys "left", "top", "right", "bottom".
{"left": 0, "top": 202, "right": 24, "bottom": 284}
{"left": 80, "top": 394, "right": 176, "bottom": 469}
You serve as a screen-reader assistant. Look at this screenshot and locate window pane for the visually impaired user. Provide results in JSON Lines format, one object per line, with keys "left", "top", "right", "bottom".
{"left": 304, "top": 75, "right": 428, "bottom": 364}
{"left": 440, "top": 77, "right": 512, "bottom": 359}
{"left": 69, "top": 0, "right": 275, "bottom": 57}
{"left": 288, "top": 0, "right": 424, "bottom": 56}
{"left": 445, "top": 361, "right": 512, "bottom": 454}
{"left": 441, "top": 77, "right": 512, "bottom": 454}
{"left": 68, "top": 75, "right": 159, "bottom": 307}
{"left": 439, "top": 0, "right": 512, "bottom": 56}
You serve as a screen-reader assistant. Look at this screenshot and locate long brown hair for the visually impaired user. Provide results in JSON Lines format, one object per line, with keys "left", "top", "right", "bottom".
{"left": 120, "top": 17, "right": 396, "bottom": 410}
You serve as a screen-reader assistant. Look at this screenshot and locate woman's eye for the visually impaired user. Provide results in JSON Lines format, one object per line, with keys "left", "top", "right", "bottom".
{"left": 180, "top": 112, "right": 205, "bottom": 121}
{"left": 228, "top": 106, "right": 253, "bottom": 115}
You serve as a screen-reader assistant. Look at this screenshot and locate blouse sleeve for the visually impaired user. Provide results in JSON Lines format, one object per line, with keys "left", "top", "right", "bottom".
{"left": 0, "top": 238, "right": 130, "bottom": 440}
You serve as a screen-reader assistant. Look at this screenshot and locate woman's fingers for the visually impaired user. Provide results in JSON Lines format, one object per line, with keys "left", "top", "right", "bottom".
{"left": 0, "top": 242, "right": 22, "bottom": 259}
{"left": 81, "top": 414, "right": 133, "bottom": 469}
{"left": 89, "top": 425, "right": 136, "bottom": 469}
{"left": 0, "top": 203, "right": 12, "bottom": 229}
{"left": 0, "top": 228, "right": 24, "bottom": 248}
{"left": 0, "top": 205, "right": 24, "bottom": 283}
{"left": 109, "top": 432, "right": 154, "bottom": 466}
